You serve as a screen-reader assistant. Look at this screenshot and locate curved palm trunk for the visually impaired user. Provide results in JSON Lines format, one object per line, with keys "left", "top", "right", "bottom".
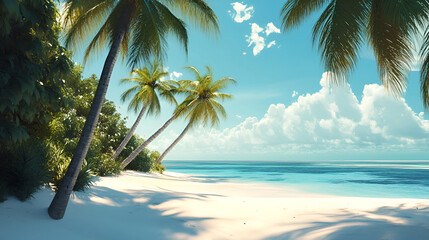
{"left": 156, "top": 122, "right": 191, "bottom": 164}
{"left": 121, "top": 115, "right": 176, "bottom": 168}
{"left": 112, "top": 105, "right": 147, "bottom": 160}
{"left": 48, "top": 7, "right": 132, "bottom": 220}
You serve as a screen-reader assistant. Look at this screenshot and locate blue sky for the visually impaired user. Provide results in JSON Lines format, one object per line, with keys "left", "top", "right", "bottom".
{"left": 73, "top": 0, "right": 429, "bottom": 161}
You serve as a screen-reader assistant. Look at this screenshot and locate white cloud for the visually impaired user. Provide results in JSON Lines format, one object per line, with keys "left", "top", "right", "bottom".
{"left": 151, "top": 73, "right": 429, "bottom": 160}
{"left": 267, "top": 41, "right": 276, "bottom": 48}
{"left": 246, "top": 23, "right": 281, "bottom": 56}
{"left": 246, "top": 23, "right": 265, "bottom": 56}
{"left": 265, "top": 22, "right": 281, "bottom": 36}
{"left": 243, "top": 52, "right": 247, "bottom": 55}
{"left": 169, "top": 71, "right": 183, "bottom": 80}
{"left": 292, "top": 90, "right": 298, "bottom": 97}
{"left": 229, "top": 2, "right": 254, "bottom": 23}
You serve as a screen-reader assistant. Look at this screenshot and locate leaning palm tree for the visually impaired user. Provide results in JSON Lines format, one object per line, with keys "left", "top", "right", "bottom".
{"left": 111, "top": 61, "right": 178, "bottom": 160}
{"left": 121, "top": 67, "right": 235, "bottom": 168}
{"left": 49, "top": 0, "right": 218, "bottom": 220}
{"left": 281, "top": 0, "right": 429, "bottom": 106}
{"left": 156, "top": 66, "right": 235, "bottom": 164}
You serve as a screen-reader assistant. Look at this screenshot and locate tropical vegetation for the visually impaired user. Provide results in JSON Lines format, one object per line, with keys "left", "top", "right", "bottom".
{"left": 49, "top": 0, "right": 219, "bottom": 219}
{"left": 0, "top": 62, "right": 160, "bottom": 202}
{"left": 0, "top": 0, "right": 160, "bottom": 204}
{"left": 112, "top": 61, "right": 179, "bottom": 160}
{"left": 156, "top": 66, "right": 235, "bottom": 164}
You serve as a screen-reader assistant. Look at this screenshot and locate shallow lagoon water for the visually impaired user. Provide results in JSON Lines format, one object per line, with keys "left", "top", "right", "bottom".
{"left": 164, "top": 160, "right": 429, "bottom": 199}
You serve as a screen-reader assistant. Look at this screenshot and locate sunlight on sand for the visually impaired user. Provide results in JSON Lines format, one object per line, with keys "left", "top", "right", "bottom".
{"left": 1, "top": 171, "right": 429, "bottom": 240}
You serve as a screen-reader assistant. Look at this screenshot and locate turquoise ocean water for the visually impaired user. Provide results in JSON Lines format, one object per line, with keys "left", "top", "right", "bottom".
{"left": 164, "top": 160, "right": 429, "bottom": 199}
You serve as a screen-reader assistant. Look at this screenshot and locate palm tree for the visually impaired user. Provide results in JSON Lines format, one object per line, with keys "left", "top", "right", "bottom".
{"left": 112, "top": 61, "right": 178, "bottom": 160}
{"left": 280, "top": 0, "right": 429, "bottom": 106}
{"left": 156, "top": 66, "right": 235, "bottom": 164}
{"left": 48, "top": 0, "right": 218, "bottom": 220}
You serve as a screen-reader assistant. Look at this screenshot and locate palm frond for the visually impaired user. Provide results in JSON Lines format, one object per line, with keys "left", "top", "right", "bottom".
{"left": 281, "top": 0, "right": 328, "bottom": 30}
{"left": 63, "top": 0, "right": 115, "bottom": 50}
{"left": 212, "top": 92, "right": 233, "bottom": 101}
{"left": 313, "top": 0, "right": 369, "bottom": 85}
{"left": 176, "top": 65, "right": 234, "bottom": 127}
{"left": 145, "top": 87, "right": 161, "bottom": 115}
{"left": 184, "top": 66, "right": 202, "bottom": 80}
{"left": 420, "top": 26, "right": 429, "bottom": 108}
{"left": 210, "top": 77, "right": 236, "bottom": 92}
{"left": 127, "top": 1, "right": 167, "bottom": 68}
{"left": 120, "top": 85, "right": 141, "bottom": 103}
{"left": 209, "top": 99, "right": 227, "bottom": 119}
{"left": 160, "top": 0, "right": 219, "bottom": 35}
{"left": 368, "top": 1, "right": 415, "bottom": 95}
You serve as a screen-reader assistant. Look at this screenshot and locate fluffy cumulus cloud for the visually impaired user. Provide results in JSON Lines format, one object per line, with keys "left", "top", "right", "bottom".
{"left": 246, "top": 22, "right": 281, "bottom": 55}
{"left": 151, "top": 73, "right": 429, "bottom": 160}
{"left": 229, "top": 2, "right": 254, "bottom": 23}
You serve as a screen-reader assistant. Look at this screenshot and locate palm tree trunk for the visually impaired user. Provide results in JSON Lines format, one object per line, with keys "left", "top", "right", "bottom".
{"left": 111, "top": 105, "right": 147, "bottom": 160}
{"left": 156, "top": 122, "right": 191, "bottom": 164}
{"left": 48, "top": 7, "right": 132, "bottom": 220}
{"left": 121, "top": 115, "right": 176, "bottom": 168}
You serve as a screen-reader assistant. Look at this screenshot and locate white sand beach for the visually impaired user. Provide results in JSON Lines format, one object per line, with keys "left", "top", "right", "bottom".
{"left": 1, "top": 171, "right": 429, "bottom": 240}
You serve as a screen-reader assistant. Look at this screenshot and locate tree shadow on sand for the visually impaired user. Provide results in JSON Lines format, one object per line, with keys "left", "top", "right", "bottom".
{"left": 265, "top": 204, "right": 429, "bottom": 240}
{"left": 0, "top": 183, "right": 216, "bottom": 240}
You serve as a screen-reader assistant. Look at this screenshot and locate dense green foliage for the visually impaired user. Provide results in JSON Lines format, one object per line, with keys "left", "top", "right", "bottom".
{"left": 0, "top": 142, "right": 49, "bottom": 201}
{"left": 0, "top": 0, "right": 70, "bottom": 201}
{"left": 46, "top": 66, "right": 162, "bottom": 190}
{"left": 0, "top": 63, "right": 162, "bottom": 201}
{"left": 0, "top": 0, "right": 163, "bottom": 201}
{"left": 0, "top": 0, "right": 71, "bottom": 144}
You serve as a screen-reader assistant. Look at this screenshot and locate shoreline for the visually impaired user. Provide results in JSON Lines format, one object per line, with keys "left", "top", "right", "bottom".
{"left": 1, "top": 170, "right": 429, "bottom": 239}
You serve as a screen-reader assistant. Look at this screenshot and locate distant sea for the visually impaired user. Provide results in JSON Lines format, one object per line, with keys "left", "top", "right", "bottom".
{"left": 164, "top": 160, "right": 429, "bottom": 199}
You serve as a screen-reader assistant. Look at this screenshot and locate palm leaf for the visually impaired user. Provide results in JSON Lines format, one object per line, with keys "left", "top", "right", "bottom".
{"left": 313, "top": 0, "right": 369, "bottom": 85}
{"left": 281, "top": 0, "right": 328, "bottom": 30}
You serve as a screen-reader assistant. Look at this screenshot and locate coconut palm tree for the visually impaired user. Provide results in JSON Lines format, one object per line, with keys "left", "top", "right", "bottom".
{"left": 155, "top": 66, "right": 235, "bottom": 164}
{"left": 48, "top": 0, "right": 218, "bottom": 220}
{"left": 112, "top": 61, "right": 178, "bottom": 160}
{"left": 281, "top": 0, "right": 429, "bottom": 106}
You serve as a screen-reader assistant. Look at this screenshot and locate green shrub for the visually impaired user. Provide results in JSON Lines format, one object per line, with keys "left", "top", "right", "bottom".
{"left": 46, "top": 145, "right": 94, "bottom": 192}
{"left": 125, "top": 148, "right": 153, "bottom": 172}
{"left": 0, "top": 179, "right": 7, "bottom": 202}
{"left": 151, "top": 162, "right": 165, "bottom": 174}
{"left": 88, "top": 153, "right": 121, "bottom": 176}
{"left": 49, "top": 160, "right": 94, "bottom": 192}
{"left": 73, "top": 163, "right": 94, "bottom": 192}
{"left": 1, "top": 142, "right": 49, "bottom": 201}
{"left": 0, "top": 152, "right": 8, "bottom": 202}
{"left": 149, "top": 151, "right": 165, "bottom": 173}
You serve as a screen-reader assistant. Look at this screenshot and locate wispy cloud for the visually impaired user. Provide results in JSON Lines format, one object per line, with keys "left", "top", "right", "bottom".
{"left": 246, "top": 23, "right": 265, "bottom": 56}
{"left": 229, "top": 2, "right": 254, "bottom": 23}
{"left": 246, "top": 22, "right": 281, "bottom": 56}
{"left": 292, "top": 90, "right": 298, "bottom": 97}
{"left": 267, "top": 41, "right": 276, "bottom": 48}
{"left": 265, "top": 22, "right": 281, "bottom": 36}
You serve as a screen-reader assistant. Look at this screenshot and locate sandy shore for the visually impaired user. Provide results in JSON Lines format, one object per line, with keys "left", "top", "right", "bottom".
{"left": 1, "top": 171, "right": 429, "bottom": 240}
